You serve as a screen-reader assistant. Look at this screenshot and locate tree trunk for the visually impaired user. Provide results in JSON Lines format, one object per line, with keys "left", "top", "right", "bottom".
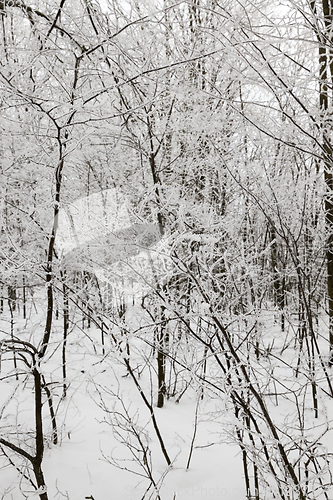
{"left": 157, "top": 303, "right": 167, "bottom": 408}
{"left": 62, "top": 272, "right": 69, "bottom": 398}
{"left": 32, "top": 460, "right": 48, "bottom": 500}
{"left": 311, "top": 0, "right": 333, "bottom": 364}
{"left": 33, "top": 365, "right": 48, "bottom": 499}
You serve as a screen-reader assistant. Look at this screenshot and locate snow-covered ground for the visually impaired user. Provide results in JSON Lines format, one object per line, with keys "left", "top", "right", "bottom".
{"left": 0, "top": 295, "right": 245, "bottom": 500}
{"left": 1, "top": 290, "right": 332, "bottom": 500}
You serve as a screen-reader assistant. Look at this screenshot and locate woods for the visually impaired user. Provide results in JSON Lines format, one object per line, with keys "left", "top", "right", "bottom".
{"left": 0, "top": 1, "right": 333, "bottom": 499}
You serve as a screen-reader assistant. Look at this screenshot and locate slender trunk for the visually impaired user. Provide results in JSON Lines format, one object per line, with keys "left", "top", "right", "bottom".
{"left": 8, "top": 299, "right": 18, "bottom": 379}
{"left": 39, "top": 56, "right": 80, "bottom": 359}
{"left": 23, "top": 276, "right": 26, "bottom": 319}
{"left": 43, "top": 382, "right": 58, "bottom": 445}
{"left": 234, "top": 406, "right": 251, "bottom": 499}
{"left": 123, "top": 357, "right": 171, "bottom": 466}
{"left": 157, "top": 307, "right": 166, "bottom": 408}
{"left": 270, "top": 226, "right": 285, "bottom": 330}
{"left": 32, "top": 461, "right": 48, "bottom": 500}
{"left": 8, "top": 284, "right": 16, "bottom": 311}
{"left": 326, "top": 175, "right": 333, "bottom": 365}
{"left": 33, "top": 364, "right": 48, "bottom": 499}
{"left": 147, "top": 117, "right": 167, "bottom": 407}
{"left": 61, "top": 272, "right": 69, "bottom": 398}
{"left": 39, "top": 158, "right": 63, "bottom": 359}
{"left": 311, "top": 0, "right": 333, "bottom": 364}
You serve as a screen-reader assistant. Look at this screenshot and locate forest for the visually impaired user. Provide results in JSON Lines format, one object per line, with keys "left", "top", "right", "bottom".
{"left": 0, "top": 0, "right": 333, "bottom": 499}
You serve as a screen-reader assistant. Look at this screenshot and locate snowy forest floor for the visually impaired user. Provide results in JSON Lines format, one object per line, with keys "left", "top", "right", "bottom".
{"left": 0, "top": 288, "right": 332, "bottom": 500}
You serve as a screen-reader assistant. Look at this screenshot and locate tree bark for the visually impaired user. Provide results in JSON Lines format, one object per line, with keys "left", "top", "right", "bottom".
{"left": 33, "top": 364, "right": 48, "bottom": 499}
{"left": 311, "top": 0, "right": 333, "bottom": 364}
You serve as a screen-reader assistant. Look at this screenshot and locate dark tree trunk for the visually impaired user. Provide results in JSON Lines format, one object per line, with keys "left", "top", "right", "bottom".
{"left": 32, "top": 460, "right": 48, "bottom": 500}
{"left": 33, "top": 365, "right": 48, "bottom": 499}
{"left": 157, "top": 303, "right": 167, "bottom": 408}
{"left": 22, "top": 276, "right": 26, "bottom": 319}
{"left": 62, "top": 273, "right": 69, "bottom": 398}
{"left": 311, "top": 0, "right": 333, "bottom": 364}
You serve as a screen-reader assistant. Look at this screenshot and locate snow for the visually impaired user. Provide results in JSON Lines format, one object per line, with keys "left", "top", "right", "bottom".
{"left": 0, "top": 298, "right": 245, "bottom": 500}
{"left": 40, "top": 389, "right": 244, "bottom": 500}
{"left": 1, "top": 293, "right": 332, "bottom": 500}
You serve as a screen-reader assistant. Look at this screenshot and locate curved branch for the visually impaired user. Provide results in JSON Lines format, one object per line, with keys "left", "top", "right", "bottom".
{"left": 0, "top": 437, "right": 34, "bottom": 462}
